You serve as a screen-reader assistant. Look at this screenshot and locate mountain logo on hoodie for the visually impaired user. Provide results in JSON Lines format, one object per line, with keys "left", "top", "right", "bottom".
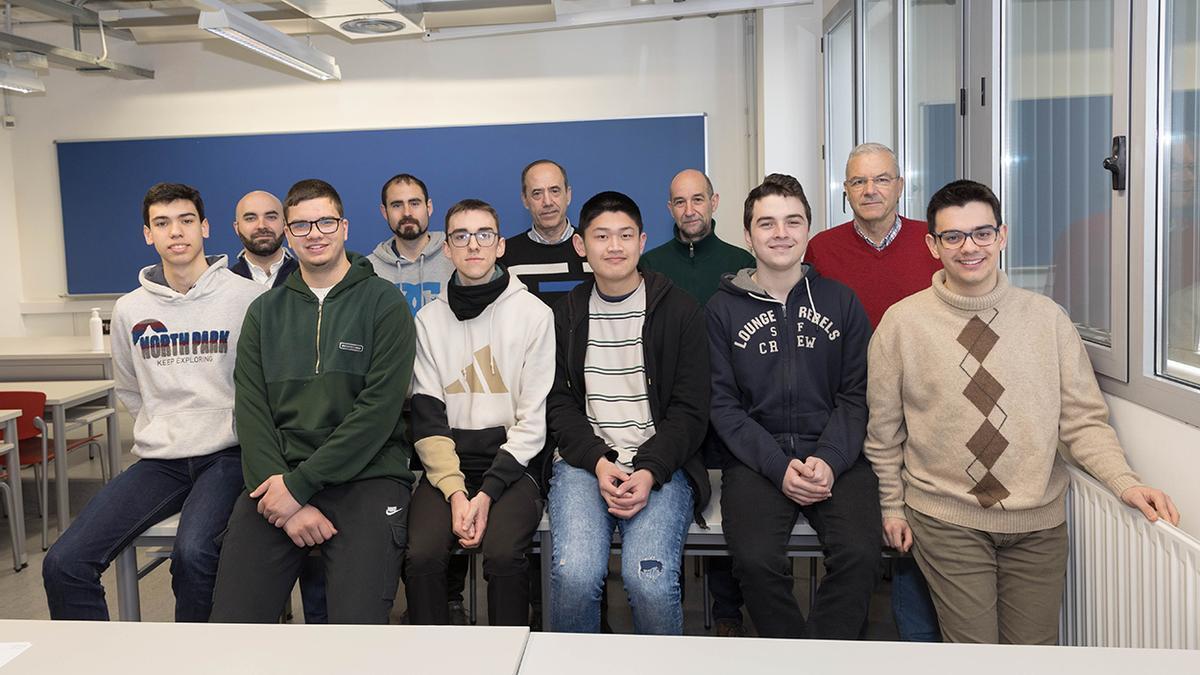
{"left": 445, "top": 345, "right": 509, "bottom": 395}
{"left": 132, "top": 318, "right": 231, "bottom": 362}
{"left": 130, "top": 319, "right": 168, "bottom": 344}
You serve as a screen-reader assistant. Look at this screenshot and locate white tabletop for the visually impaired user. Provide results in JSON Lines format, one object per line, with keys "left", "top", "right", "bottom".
{"left": 516, "top": 633, "right": 1200, "bottom": 675}
{"left": 0, "top": 380, "right": 114, "bottom": 407}
{"left": 0, "top": 409, "right": 18, "bottom": 424}
{"left": 0, "top": 621, "right": 529, "bottom": 675}
{"left": 0, "top": 336, "right": 111, "bottom": 360}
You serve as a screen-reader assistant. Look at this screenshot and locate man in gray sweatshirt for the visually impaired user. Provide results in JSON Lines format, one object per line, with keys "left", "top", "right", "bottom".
{"left": 43, "top": 182, "right": 262, "bottom": 622}
{"left": 367, "top": 173, "right": 455, "bottom": 315}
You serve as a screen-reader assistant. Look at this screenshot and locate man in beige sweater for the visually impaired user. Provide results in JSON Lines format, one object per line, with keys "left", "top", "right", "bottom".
{"left": 864, "top": 179, "right": 1179, "bottom": 644}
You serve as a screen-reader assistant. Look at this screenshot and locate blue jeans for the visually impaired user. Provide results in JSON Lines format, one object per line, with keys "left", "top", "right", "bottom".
{"left": 43, "top": 447, "right": 243, "bottom": 621}
{"left": 547, "top": 461, "right": 693, "bottom": 634}
{"left": 892, "top": 556, "right": 942, "bottom": 641}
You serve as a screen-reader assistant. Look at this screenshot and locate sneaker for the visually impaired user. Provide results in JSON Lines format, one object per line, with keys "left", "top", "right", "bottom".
{"left": 448, "top": 600, "right": 469, "bottom": 625}
{"left": 715, "top": 618, "right": 748, "bottom": 638}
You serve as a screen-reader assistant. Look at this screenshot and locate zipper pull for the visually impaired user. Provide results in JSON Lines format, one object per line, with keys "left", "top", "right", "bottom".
{"left": 689, "top": 242, "right": 695, "bottom": 259}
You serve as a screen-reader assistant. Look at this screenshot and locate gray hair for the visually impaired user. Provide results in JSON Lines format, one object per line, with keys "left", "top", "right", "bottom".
{"left": 845, "top": 142, "right": 900, "bottom": 178}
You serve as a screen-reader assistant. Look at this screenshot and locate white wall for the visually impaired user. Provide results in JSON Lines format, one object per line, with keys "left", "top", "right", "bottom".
{"left": 0, "top": 109, "right": 25, "bottom": 336}
{"left": 4, "top": 15, "right": 772, "bottom": 335}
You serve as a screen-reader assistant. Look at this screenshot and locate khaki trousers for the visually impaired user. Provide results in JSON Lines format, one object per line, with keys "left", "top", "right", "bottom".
{"left": 906, "top": 506, "right": 1068, "bottom": 644}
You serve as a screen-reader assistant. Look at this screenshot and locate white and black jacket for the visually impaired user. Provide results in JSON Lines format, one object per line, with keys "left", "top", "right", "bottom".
{"left": 411, "top": 268, "right": 555, "bottom": 502}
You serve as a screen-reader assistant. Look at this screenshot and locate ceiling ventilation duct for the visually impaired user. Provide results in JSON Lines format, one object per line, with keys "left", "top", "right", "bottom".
{"left": 279, "top": 1, "right": 425, "bottom": 39}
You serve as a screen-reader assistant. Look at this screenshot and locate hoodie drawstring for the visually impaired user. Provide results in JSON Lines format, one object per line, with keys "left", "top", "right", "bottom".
{"left": 804, "top": 275, "right": 817, "bottom": 317}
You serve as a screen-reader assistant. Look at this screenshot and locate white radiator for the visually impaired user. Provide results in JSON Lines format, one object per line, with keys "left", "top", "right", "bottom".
{"left": 1061, "top": 465, "right": 1200, "bottom": 649}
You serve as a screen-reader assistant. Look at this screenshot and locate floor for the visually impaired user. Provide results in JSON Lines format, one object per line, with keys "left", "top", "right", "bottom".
{"left": 0, "top": 444, "right": 900, "bottom": 639}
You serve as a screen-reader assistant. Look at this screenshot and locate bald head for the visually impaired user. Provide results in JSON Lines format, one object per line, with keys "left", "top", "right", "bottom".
{"left": 234, "top": 190, "right": 286, "bottom": 258}
{"left": 668, "top": 169, "right": 719, "bottom": 242}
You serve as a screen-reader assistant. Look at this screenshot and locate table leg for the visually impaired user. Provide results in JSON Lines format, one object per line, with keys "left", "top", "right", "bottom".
{"left": 540, "top": 529, "right": 553, "bottom": 632}
{"left": 106, "top": 390, "right": 122, "bottom": 480}
{"left": 52, "top": 405, "right": 70, "bottom": 535}
{"left": 5, "top": 418, "right": 27, "bottom": 569}
{"left": 115, "top": 546, "right": 141, "bottom": 621}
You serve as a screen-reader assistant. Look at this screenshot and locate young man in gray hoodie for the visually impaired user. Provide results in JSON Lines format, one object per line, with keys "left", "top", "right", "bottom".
{"left": 367, "top": 173, "right": 455, "bottom": 315}
{"left": 43, "top": 182, "right": 262, "bottom": 621}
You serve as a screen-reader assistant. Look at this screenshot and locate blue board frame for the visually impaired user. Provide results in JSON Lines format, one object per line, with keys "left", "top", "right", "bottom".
{"left": 57, "top": 115, "right": 707, "bottom": 295}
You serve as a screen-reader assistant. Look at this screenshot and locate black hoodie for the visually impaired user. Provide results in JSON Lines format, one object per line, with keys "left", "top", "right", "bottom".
{"left": 547, "top": 270, "right": 712, "bottom": 523}
{"left": 705, "top": 264, "right": 871, "bottom": 490}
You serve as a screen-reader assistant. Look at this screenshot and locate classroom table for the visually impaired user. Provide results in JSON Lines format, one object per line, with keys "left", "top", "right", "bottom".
{"left": 0, "top": 336, "right": 112, "bottom": 382}
{"left": 0, "top": 621, "right": 530, "bottom": 674}
{"left": 0, "top": 409, "right": 26, "bottom": 571}
{"left": 0, "top": 381, "right": 120, "bottom": 537}
{"left": 516, "top": 633, "right": 1200, "bottom": 675}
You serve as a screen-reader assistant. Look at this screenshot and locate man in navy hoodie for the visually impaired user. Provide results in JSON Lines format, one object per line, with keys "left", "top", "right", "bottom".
{"left": 707, "top": 173, "right": 881, "bottom": 639}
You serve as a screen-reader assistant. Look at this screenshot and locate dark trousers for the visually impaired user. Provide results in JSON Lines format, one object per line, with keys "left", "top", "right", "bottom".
{"left": 43, "top": 447, "right": 243, "bottom": 622}
{"left": 708, "top": 557, "right": 745, "bottom": 622}
{"left": 405, "top": 476, "right": 542, "bottom": 626}
{"left": 210, "top": 477, "right": 409, "bottom": 624}
{"left": 722, "top": 458, "right": 881, "bottom": 639}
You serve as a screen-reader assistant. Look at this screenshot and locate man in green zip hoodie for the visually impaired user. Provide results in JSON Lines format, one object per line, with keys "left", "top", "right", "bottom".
{"left": 211, "top": 179, "right": 416, "bottom": 624}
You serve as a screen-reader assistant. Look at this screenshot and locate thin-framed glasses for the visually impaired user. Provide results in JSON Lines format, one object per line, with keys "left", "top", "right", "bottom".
{"left": 286, "top": 216, "right": 342, "bottom": 237}
{"left": 448, "top": 229, "right": 499, "bottom": 248}
{"left": 931, "top": 225, "right": 1000, "bottom": 249}
{"left": 844, "top": 174, "right": 897, "bottom": 191}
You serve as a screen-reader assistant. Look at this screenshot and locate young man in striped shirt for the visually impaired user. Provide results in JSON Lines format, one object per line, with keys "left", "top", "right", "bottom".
{"left": 546, "top": 191, "right": 711, "bottom": 634}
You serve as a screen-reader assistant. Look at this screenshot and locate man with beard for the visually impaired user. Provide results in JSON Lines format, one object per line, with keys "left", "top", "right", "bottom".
{"left": 230, "top": 191, "right": 298, "bottom": 288}
{"left": 368, "top": 173, "right": 455, "bottom": 314}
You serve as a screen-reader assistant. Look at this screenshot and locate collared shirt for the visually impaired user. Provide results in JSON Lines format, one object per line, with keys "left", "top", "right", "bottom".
{"left": 528, "top": 220, "right": 575, "bottom": 246}
{"left": 238, "top": 248, "right": 293, "bottom": 287}
{"left": 853, "top": 216, "right": 903, "bottom": 251}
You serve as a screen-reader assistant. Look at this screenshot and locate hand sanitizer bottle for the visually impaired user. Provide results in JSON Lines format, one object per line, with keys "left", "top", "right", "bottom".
{"left": 89, "top": 307, "right": 105, "bottom": 352}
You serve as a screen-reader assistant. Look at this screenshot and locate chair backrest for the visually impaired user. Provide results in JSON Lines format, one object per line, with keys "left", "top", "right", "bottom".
{"left": 0, "top": 391, "right": 47, "bottom": 442}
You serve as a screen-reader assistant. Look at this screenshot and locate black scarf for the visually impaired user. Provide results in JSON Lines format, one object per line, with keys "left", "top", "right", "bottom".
{"left": 448, "top": 266, "right": 509, "bottom": 321}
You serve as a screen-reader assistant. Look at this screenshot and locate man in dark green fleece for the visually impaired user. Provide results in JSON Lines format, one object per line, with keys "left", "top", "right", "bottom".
{"left": 641, "top": 169, "right": 755, "bottom": 305}
{"left": 211, "top": 179, "right": 415, "bottom": 624}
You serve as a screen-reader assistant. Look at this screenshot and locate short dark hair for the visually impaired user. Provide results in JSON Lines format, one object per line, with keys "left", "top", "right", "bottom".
{"left": 578, "top": 191, "right": 643, "bottom": 234}
{"left": 142, "top": 182, "right": 204, "bottom": 228}
{"left": 521, "top": 159, "right": 569, "bottom": 193}
{"left": 444, "top": 198, "right": 500, "bottom": 231}
{"left": 926, "top": 179, "right": 1002, "bottom": 233}
{"left": 743, "top": 173, "right": 812, "bottom": 230}
{"left": 285, "top": 179, "right": 343, "bottom": 219}
{"left": 380, "top": 173, "right": 429, "bottom": 205}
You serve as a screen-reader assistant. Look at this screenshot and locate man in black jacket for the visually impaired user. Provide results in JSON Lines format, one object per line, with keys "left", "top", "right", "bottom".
{"left": 228, "top": 190, "right": 298, "bottom": 288}
{"left": 707, "top": 174, "right": 881, "bottom": 639}
{"left": 546, "top": 191, "right": 710, "bottom": 634}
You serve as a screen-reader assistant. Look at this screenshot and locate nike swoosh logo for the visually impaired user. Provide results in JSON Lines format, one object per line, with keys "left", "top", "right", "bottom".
{"left": 385, "top": 506, "right": 401, "bottom": 516}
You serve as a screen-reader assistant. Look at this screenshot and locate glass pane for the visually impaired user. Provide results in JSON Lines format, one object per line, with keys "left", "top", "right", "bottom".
{"left": 863, "top": 0, "right": 897, "bottom": 148}
{"left": 827, "top": 12, "right": 856, "bottom": 231}
{"left": 1004, "top": 0, "right": 1114, "bottom": 346}
{"left": 904, "top": 0, "right": 958, "bottom": 220}
{"left": 1160, "top": 0, "right": 1200, "bottom": 385}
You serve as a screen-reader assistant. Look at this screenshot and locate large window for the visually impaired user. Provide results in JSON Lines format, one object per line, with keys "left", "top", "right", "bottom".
{"left": 863, "top": 0, "right": 898, "bottom": 148}
{"left": 1159, "top": 0, "right": 1200, "bottom": 386}
{"left": 825, "top": 4, "right": 857, "bottom": 231}
{"left": 903, "top": 0, "right": 959, "bottom": 219}
{"left": 1003, "top": 0, "right": 1119, "bottom": 349}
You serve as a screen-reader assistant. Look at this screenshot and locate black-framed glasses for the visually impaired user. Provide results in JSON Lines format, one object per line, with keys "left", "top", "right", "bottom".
{"left": 286, "top": 216, "right": 342, "bottom": 237}
{"left": 447, "top": 229, "right": 499, "bottom": 248}
{"left": 931, "top": 225, "right": 1000, "bottom": 249}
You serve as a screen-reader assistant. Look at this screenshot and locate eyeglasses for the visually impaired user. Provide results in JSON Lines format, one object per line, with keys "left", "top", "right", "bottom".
{"left": 844, "top": 174, "right": 897, "bottom": 191}
{"left": 447, "top": 229, "right": 499, "bottom": 248}
{"left": 931, "top": 225, "right": 1000, "bottom": 249}
{"left": 286, "top": 216, "right": 342, "bottom": 237}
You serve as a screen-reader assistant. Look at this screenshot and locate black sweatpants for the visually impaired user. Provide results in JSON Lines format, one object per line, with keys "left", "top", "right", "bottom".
{"left": 405, "top": 476, "right": 542, "bottom": 626}
{"left": 210, "top": 477, "right": 409, "bottom": 624}
{"left": 721, "top": 458, "right": 881, "bottom": 639}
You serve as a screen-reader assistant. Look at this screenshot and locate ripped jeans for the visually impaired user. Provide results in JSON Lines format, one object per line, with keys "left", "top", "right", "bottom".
{"left": 547, "top": 460, "right": 693, "bottom": 634}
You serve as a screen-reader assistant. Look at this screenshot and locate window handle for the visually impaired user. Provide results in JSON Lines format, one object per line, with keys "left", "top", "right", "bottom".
{"left": 1102, "top": 135, "right": 1127, "bottom": 191}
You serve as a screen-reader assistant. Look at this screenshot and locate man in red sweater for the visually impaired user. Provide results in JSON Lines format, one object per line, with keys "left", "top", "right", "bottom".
{"left": 805, "top": 143, "right": 942, "bottom": 328}
{"left": 804, "top": 142, "right": 943, "bottom": 642}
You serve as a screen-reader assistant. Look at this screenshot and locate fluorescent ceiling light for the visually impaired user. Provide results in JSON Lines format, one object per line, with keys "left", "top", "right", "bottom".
{"left": 0, "top": 63, "right": 45, "bottom": 94}
{"left": 198, "top": 4, "right": 340, "bottom": 81}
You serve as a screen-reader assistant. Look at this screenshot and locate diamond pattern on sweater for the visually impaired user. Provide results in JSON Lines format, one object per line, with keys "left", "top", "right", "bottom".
{"left": 958, "top": 309, "right": 1009, "bottom": 509}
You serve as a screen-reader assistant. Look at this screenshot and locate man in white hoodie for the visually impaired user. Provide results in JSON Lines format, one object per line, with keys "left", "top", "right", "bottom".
{"left": 43, "top": 182, "right": 262, "bottom": 621}
{"left": 405, "top": 198, "right": 554, "bottom": 626}
{"left": 367, "top": 173, "right": 456, "bottom": 315}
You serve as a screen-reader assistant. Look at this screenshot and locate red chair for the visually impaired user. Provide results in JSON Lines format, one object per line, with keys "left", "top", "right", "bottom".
{"left": 0, "top": 391, "right": 102, "bottom": 550}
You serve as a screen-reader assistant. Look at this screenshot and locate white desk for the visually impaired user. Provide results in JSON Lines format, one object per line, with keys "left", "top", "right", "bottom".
{"left": 0, "top": 621, "right": 529, "bottom": 674}
{"left": 0, "top": 409, "right": 26, "bottom": 571}
{"left": 0, "top": 381, "right": 120, "bottom": 537}
{"left": 516, "top": 633, "right": 1200, "bottom": 675}
{"left": 0, "top": 337, "right": 112, "bottom": 381}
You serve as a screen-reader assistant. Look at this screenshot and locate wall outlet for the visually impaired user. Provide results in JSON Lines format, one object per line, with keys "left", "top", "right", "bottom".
{"left": 2, "top": 116, "right": 15, "bottom": 129}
